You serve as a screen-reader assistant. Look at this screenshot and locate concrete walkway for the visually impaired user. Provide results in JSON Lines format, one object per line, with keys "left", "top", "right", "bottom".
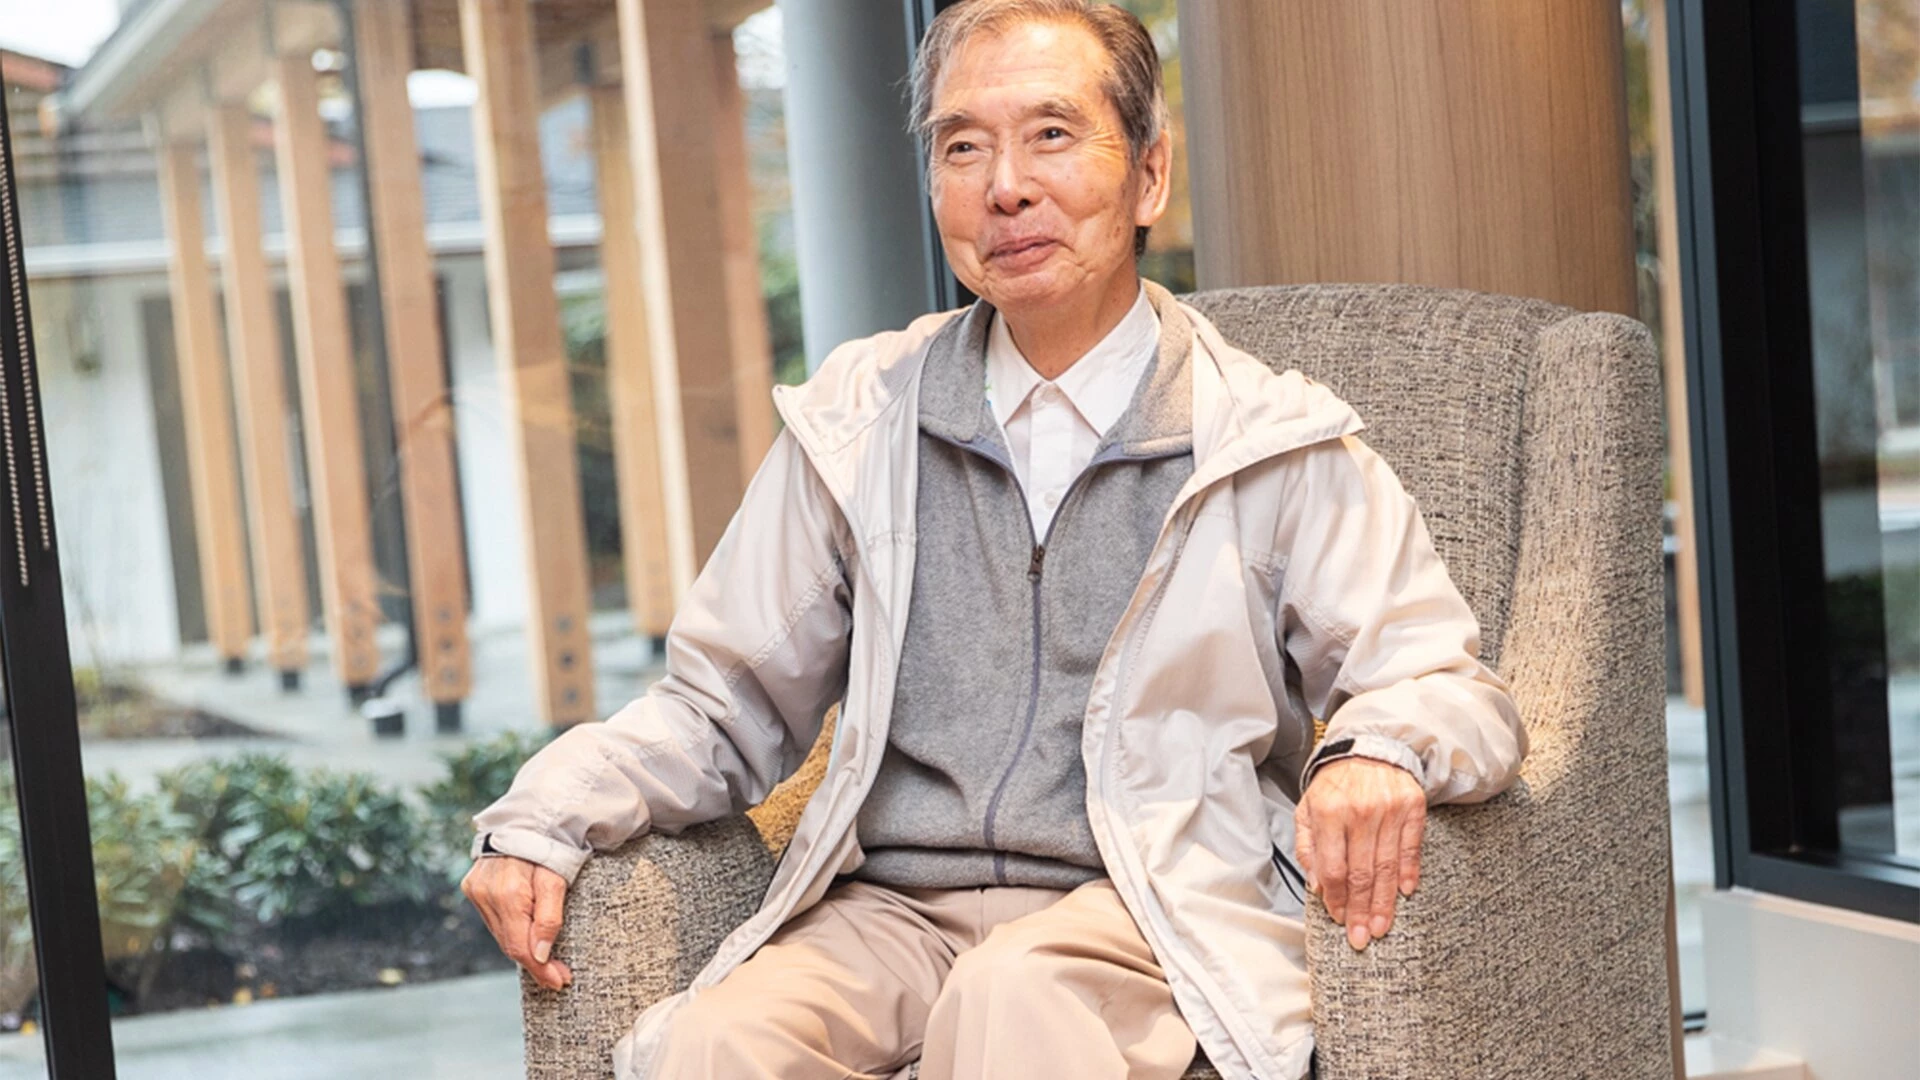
{"left": 0, "top": 972, "right": 523, "bottom": 1079}
{"left": 81, "top": 612, "right": 665, "bottom": 792}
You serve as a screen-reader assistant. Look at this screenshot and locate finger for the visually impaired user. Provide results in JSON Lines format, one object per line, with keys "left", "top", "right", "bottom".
{"left": 1343, "top": 816, "right": 1376, "bottom": 950}
{"left": 1368, "top": 812, "right": 1402, "bottom": 940}
{"left": 528, "top": 870, "right": 571, "bottom": 990}
{"left": 1294, "top": 806, "right": 1318, "bottom": 894}
{"left": 465, "top": 870, "right": 511, "bottom": 952}
{"left": 1318, "top": 812, "right": 1350, "bottom": 928}
{"left": 496, "top": 869, "right": 538, "bottom": 970}
{"left": 1399, "top": 800, "right": 1427, "bottom": 897}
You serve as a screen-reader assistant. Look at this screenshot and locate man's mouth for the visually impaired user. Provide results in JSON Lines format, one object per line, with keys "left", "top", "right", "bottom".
{"left": 987, "top": 237, "right": 1058, "bottom": 264}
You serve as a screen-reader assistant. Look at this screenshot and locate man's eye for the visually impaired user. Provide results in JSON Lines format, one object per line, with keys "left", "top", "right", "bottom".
{"left": 946, "top": 141, "right": 977, "bottom": 156}
{"left": 1041, "top": 127, "right": 1069, "bottom": 141}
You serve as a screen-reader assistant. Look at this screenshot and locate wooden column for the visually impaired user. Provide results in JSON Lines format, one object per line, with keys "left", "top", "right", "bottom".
{"left": 458, "top": 0, "right": 597, "bottom": 726}
{"left": 616, "top": 0, "right": 747, "bottom": 590}
{"left": 272, "top": 51, "right": 383, "bottom": 690}
{"left": 711, "top": 30, "right": 776, "bottom": 489}
{"left": 154, "top": 139, "right": 254, "bottom": 665}
{"left": 1179, "top": 0, "right": 1636, "bottom": 315}
{"left": 588, "top": 84, "right": 675, "bottom": 638}
{"left": 206, "top": 104, "right": 311, "bottom": 679}
{"left": 353, "top": 0, "right": 475, "bottom": 710}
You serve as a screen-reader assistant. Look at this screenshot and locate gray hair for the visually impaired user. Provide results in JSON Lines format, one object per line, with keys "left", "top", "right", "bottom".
{"left": 908, "top": 0, "right": 1171, "bottom": 256}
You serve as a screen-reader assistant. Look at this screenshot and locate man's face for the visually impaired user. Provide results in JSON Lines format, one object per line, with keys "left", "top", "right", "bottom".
{"left": 925, "top": 20, "right": 1169, "bottom": 317}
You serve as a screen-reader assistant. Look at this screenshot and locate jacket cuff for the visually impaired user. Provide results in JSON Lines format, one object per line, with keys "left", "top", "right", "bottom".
{"left": 470, "top": 828, "right": 593, "bottom": 884}
{"left": 1300, "top": 731, "right": 1426, "bottom": 794}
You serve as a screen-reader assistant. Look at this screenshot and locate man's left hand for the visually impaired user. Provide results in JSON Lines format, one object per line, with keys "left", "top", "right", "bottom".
{"left": 1294, "top": 757, "right": 1426, "bottom": 951}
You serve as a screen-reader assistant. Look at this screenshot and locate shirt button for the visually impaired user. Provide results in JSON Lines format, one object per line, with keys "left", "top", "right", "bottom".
{"left": 1036, "top": 384, "right": 1059, "bottom": 406}
{"left": 1044, "top": 490, "right": 1061, "bottom": 508}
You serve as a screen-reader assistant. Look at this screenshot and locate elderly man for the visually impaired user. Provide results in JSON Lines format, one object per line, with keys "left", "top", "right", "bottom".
{"left": 462, "top": 2, "right": 1525, "bottom": 1078}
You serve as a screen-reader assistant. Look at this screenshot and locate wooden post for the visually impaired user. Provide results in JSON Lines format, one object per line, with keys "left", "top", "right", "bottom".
{"left": 616, "top": 0, "right": 748, "bottom": 591}
{"left": 587, "top": 84, "right": 675, "bottom": 638}
{"left": 710, "top": 30, "right": 776, "bottom": 490}
{"left": 272, "top": 51, "right": 383, "bottom": 691}
{"left": 1178, "top": 0, "right": 1637, "bottom": 315}
{"left": 459, "top": 0, "right": 597, "bottom": 726}
{"left": 353, "top": 0, "right": 475, "bottom": 711}
{"left": 154, "top": 138, "right": 254, "bottom": 665}
{"left": 206, "top": 104, "right": 311, "bottom": 680}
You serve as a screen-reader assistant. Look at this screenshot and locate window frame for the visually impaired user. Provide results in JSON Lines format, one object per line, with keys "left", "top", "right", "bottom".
{"left": 0, "top": 95, "right": 120, "bottom": 1079}
{"left": 1673, "top": 0, "right": 1920, "bottom": 923}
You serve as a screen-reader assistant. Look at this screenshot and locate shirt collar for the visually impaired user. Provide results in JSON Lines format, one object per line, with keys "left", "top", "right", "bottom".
{"left": 985, "top": 284, "right": 1160, "bottom": 437}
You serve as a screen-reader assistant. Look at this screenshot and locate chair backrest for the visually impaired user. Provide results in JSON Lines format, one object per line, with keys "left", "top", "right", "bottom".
{"left": 1184, "top": 283, "right": 1582, "bottom": 671}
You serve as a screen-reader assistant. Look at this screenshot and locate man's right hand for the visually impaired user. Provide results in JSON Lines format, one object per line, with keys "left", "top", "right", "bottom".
{"left": 462, "top": 854, "right": 574, "bottom": 990}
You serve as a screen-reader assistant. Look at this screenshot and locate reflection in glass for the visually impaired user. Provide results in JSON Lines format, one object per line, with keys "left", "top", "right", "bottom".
{"left": 1797, "top": 0, "right": 1920, "bottom": 862}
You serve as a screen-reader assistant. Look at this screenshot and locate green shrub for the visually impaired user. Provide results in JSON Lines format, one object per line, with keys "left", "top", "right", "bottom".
{"left": 2, "top": 731, "right": 547, "bottom": 1006}
{"left": 161, "top": 755, "right": 435, "bottom": 927}
{"left": 156, "top": 755, "right": 301, "bottom": 936}
{"left": 86, "top": 773, "right": 195, "bottom": 961}
{"left": 417, "top": 730, "right": 551, "bottom": 876}
{"left": 0, "top": 764, "right": 196, "bottom": 1013}
{"left": 0, "top": 762, "right": 35, "bottom": 1015}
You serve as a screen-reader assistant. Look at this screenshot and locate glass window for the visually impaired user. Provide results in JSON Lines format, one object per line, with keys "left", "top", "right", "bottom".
{"left": 1113, "top": 0, "right": 1195, "bottom": 294}
{"left": 1621, "top": 0, "right": 1714, "bottom": 1016}
{"left": 1796, "top": 0, "right": 1920, "bottom": 865}
{"left": 0, "top": 738, "right": 50, "bottom": 1078}
{"left": 3, "top": 0, "right": 800, "bottom": 1071}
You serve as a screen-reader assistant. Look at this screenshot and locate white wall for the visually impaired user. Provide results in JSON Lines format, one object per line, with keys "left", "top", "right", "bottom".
{"left": 35, "top": 273, "right": 184, "bottom": 667}
{"left": 438, "top": 253, "right": 531, "bottom": 634}
{"left": 27, "top": 249, "right": 579, "bottom": 661}
{"left": 1702, "top": 889, "right": 1920, "bottom": 1079}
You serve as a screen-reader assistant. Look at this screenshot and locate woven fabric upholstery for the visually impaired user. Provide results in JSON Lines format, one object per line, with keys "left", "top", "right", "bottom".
{"left": 522, "top": 284, "right": 1673, "bottom": 1080}
{"left": 1184, "top": 286, "right": 1672, "bottom": 1078}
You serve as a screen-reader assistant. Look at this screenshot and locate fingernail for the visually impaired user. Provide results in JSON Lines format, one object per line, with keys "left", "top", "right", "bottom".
{"left": 1371, "top": 915, "right": 1390, "bottom": 937}
{"left": 533, "top": 940, "right": 551, "bottom": 964}
{"left": 1349, "top": 924, "right": 1370, "bottom": 950}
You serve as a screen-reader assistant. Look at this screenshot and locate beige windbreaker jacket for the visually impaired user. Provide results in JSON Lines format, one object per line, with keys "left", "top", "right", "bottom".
{"left": 473, "top": 286, "right": 1526, "bottom": 1080}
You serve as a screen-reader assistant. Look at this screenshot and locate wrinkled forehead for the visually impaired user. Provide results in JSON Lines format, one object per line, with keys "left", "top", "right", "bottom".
{"left": 928, "top": 20, "right": 1117, "bottom": 133}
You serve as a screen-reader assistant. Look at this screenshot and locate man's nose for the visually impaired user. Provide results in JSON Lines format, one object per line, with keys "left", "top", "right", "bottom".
{"left": 987, "top": 147, "right": 1040, "bottom": 214}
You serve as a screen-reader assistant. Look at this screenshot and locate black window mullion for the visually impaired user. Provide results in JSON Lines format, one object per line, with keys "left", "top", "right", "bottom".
{"left": 0, "top": 92, "right": 119, "bottom": 1080}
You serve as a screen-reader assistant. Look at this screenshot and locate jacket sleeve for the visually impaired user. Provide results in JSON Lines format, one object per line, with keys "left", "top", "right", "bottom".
{"left": 470, "top": 429, "right": 855, "bottom": 882}
{"left": 1275, "top": 434, "right": 1526, "bottom": 806}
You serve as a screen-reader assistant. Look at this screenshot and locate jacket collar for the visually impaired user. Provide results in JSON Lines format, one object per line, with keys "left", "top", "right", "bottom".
{"left": 771, "top": 280, "right": 1365, "bottom": 494}
{"left": 917, "top": 280, "right": 1196, "bottom": 462}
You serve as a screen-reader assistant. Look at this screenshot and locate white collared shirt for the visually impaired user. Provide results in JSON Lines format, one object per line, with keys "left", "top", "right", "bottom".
{"left": 984, "top": 285, "right": 1160, "bottom": 539}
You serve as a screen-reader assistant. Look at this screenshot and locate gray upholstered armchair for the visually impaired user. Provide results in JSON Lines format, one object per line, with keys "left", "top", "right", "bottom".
{"left": 520, "top": 284, "right": 1676, "bottom": 1079}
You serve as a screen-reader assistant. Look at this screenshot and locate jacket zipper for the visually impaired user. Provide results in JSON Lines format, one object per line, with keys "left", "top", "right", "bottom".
{"left": 929, "top": 429, "right": 1121, "bottom": 885}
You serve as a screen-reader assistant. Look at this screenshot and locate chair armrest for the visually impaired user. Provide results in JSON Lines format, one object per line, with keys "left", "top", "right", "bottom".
{"left": 1308, "top": 312, "right": 1674, "bottom": 1079}
{"left": 519, "top": 816, "right": 775, "bottom": 1080}
{"left": 519, "top": 708, "right": 835, "bottom": 1079}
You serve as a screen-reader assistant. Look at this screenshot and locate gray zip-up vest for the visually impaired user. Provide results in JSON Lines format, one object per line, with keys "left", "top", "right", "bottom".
{"left": 846, "top": 290, "right": 1198, "bottom": 890}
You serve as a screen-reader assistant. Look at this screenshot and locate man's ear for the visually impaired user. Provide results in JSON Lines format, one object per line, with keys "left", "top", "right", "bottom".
{"left": 1134, "top": 129, "right": 1174, "bottom": 230}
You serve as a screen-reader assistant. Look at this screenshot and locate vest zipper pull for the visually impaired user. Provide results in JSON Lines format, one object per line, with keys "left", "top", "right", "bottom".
{"left": 1028, "top": 544, "right": 1046, "bottom": 580}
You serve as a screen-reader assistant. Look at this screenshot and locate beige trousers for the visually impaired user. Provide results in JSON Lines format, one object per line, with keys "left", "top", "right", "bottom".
{"left": 652, "top": 875, "right": 1200, "bottom": 1080}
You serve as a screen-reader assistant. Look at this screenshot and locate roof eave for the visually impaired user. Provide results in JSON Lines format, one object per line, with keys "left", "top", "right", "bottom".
{"left": 46, "top": 0, "right": 232, "bottom": 132}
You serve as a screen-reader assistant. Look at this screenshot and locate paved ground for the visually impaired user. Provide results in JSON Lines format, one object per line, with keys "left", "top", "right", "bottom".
{"left": 78, "top": 612, "right": 666, "bottom": 792}
{"left": 0, "top": 972, "right": 523, "bottom": 1080}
